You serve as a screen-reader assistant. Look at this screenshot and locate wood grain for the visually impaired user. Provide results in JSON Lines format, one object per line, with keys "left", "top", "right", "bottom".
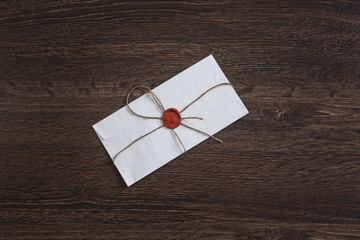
{"left": 1, "top": 0, "right": 359, "bottom": 239}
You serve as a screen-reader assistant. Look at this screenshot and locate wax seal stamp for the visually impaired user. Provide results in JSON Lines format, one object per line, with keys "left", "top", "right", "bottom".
{"left": 162, "top": 108, "right": 182, "bottom": 129}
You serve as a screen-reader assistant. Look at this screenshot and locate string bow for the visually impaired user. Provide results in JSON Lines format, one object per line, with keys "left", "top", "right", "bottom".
{"left": 113, "top": 82, "right": 232, "bottom": 163}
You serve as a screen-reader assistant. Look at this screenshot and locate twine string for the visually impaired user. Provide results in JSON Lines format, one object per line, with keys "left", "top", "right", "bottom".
{"left": 171, "top": 129, "right": 186, "bottom": 152}
{"left": 126, "top": 86, "right": 163, "bottom": 119}
{"left": 113, "top": 82, "right": 233, "bottom": 163}
{"left": 182, "top": 116, "right": 203, "bottom": 120}
{"left": 112, "top": 125, "right": 165, "bottom": 162}
{"left": 180, "top": 82, "right": 232, "bottom": 113}
{"left": 181, "top": 123, "right": 223, "bottom": 143}
{"left": 150, "top": 89, "right": 166, "bottom": 113}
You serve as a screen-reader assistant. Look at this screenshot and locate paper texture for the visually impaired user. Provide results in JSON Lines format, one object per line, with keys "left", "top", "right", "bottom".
{"left": 93, "top": 55, "right": 249, "bottom": 186}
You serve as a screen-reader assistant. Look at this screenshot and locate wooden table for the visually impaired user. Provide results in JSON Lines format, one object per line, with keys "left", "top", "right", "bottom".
{"left": 1, "top": 1, "right": 359, "bottom": 239}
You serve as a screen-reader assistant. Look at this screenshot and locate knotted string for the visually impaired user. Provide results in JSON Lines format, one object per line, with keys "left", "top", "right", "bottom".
{"left": 112, "top": 82, "right": 233, "bottom": 163}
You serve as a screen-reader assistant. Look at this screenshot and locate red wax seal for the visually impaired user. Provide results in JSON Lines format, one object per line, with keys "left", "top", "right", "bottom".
{"left": 162, "top": 108, "right": 182, "bottom": 129}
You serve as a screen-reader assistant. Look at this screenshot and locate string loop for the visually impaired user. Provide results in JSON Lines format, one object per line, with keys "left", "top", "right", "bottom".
{"left": 126, "top": 86, "right": 164, "bottom": 119}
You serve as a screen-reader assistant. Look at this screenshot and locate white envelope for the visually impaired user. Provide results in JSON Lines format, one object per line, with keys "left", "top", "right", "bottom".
{"left": 93, "top": 55, "right": 249, "bottom": 186}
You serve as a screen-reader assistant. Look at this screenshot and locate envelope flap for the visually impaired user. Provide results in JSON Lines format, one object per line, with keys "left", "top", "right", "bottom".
{"left": 93, "top": 124, "right": 109, "bottom": 140}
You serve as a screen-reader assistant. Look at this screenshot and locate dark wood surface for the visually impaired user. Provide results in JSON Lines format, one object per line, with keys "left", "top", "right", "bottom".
{"left": 1, "top": 1, "right": 360, "bottom": 239}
